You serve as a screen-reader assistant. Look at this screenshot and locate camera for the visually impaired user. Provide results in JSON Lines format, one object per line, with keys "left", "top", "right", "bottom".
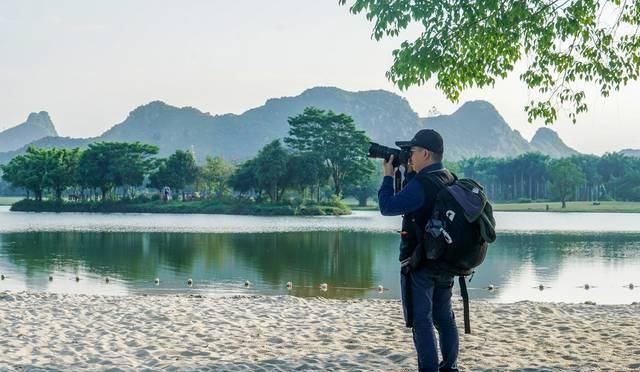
{"left": 367, "top": 142, "right": 411, "bottom": 168}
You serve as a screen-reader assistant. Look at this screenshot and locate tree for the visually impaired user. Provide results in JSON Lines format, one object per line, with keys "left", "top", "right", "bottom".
{"left": 286, "top": 152, "right": 331, "bottom": 202}
{"left": 285, "top": 107, "right": 373, "bottom": 197}
{"left": 0, "top": 146, "right": 70, "bottom": 201}
{"left": 343, "top": 160, "right": 380, "bottom": 206}
{"left": 112, "top": 142, "right": 159, "bottom": 197}
{"left": 340, "top": 0, "right": 640, "bottom": 124}
{"left": 151, "top": 150, "right": 198, "bottom": 200}
{"left": 548, "top": 158, "right": 586, "bottom": 208}
{"left": 197, "top": 156, "right": 234, "bottom": 199}
{"left": 253, "top": 140, "right": 290, "bottom": 203}
{"left": 48, "top": 148, "right": 81, "bottom": 200}
{"left": 78, "top": 142, "right": 158, "bottom": 200}
{"left": 568, "top": 154, "right": 601, "bottom": 200}
{"left": 228, "top": 158, "right": 259, "bottom": 198}
{"left": 1, "top": 155, "right": 32, "bottom": 198}
{"left": 597, "top": 152, "right": 629, "bottom": 199}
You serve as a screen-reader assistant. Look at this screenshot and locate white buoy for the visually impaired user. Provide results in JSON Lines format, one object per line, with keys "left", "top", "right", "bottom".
{"left": 486, "top": 284, "right": 495, "bottom": 291}
{"left": 187, "top": 278, "right": 193, "bottom": 286}
{"left": 377, "top": 285, "right": 384, "bottom": 293}
{"left": 320, "top": 283, "right": 328, "bottom": 291}
{"left": 286, "top": 281, "right": 293, "bottom": 290}
{"left": 154, "top": 278, "right": 160, "bottom": 285}
{"left": 244, "top": 280, "right": 251, "bottom": 288}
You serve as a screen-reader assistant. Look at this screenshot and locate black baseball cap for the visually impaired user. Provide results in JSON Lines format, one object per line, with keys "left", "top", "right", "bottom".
{"left": 395, "top": 129, "right": 444, "bottom": 154}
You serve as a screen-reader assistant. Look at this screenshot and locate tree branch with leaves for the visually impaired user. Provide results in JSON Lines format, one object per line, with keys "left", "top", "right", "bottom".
{"left": 339, "top": 0, "right": 640, "bottom": 124}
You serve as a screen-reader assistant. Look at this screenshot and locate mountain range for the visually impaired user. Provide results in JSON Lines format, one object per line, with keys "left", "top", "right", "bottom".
{"left": 0, "top": 87, "right": 599, "bottom": 165}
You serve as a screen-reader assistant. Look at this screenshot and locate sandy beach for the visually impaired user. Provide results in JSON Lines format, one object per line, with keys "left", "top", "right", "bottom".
{"left": 0, "top": 291, "right": 639, "bottom": 371}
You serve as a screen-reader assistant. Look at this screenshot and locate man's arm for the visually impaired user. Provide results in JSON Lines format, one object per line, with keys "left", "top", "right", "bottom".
{"left": 378, "top": 176, "right": 424, "bottom": 216}
{"left": 377, "top": 156, "right": 424, "bottom": 216}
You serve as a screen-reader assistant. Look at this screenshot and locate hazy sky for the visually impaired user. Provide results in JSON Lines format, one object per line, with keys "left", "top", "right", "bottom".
{"left": 1, "top": 0, "right": 638, "bottom": 154}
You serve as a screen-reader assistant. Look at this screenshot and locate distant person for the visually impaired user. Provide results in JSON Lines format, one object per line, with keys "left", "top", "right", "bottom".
{"left": 162, "top": 186, "right": 171, "bottom": 202}
{"left": 378, "top": 129, "right": 459, "bottom": 372}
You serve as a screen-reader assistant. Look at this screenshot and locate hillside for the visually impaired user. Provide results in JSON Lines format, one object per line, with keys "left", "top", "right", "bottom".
{"left": 0, "top": 112, "right": 58, "bottom": 152}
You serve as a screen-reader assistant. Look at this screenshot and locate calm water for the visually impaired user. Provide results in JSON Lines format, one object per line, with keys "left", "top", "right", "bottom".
{"left": 1, "top": 207, "right": 639, "bottom": 303}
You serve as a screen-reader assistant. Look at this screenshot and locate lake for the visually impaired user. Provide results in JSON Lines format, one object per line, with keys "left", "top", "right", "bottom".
{"left": 1, "top": 207, "right": 639, "bottom": 304}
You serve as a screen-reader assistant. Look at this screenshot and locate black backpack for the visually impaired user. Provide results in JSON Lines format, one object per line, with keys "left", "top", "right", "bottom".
{"left": 417, "top": 172, "right": 497, "bottom": 333}
{"left": 421, "top": 175, "right": 496, "bottom": 274}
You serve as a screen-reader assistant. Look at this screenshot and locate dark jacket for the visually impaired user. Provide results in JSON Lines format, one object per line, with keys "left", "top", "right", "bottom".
{"left": 402, "top": 168, "right": 455, "bottom": 266}
{"left": 377, "top": 163, "right": 454, "bottom": 263}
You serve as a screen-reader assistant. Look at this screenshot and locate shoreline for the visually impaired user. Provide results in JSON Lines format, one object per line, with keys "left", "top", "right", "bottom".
{"left": 1, "top": 290, "right": 638, "bottom": 371}
{"left": 8, "top": 199, "right": 351, "bottom": 216}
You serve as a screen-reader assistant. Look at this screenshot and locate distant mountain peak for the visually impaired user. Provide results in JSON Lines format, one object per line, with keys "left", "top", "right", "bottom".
{"left": 300, "top": 86, "right": 344, "bottom": 95}
{"left": 125, "top": 101, "right": 209, "bottom": 122}
{"left": 457, "top": 100, "right": 501, "bottom": 115}
{"left": 531, "top": 127, "right": 559, "bottom": 140}
{"left": 130, "top": 100, "right": 173, "bottom": 114}
{"left": 530, "top": 127, "right": 578, "bottom": 158}
{"left": 0, "top": 111, "right": 58, "bottom": 152}
{"left": 459, "top": 100, "right": 495, "bottom": 110}
{"left": 26, "top": 111, "right": 56, "bottom": 133}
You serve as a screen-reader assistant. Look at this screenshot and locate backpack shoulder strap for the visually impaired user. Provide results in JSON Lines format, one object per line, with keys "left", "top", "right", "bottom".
{"left": 414, "top": 168, "right": 455, "bottom": 192}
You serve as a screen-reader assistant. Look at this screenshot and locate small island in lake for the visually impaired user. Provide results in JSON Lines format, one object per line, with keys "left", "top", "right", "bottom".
{"left": 9, "top": 198, "right": 351, "bottom": 216}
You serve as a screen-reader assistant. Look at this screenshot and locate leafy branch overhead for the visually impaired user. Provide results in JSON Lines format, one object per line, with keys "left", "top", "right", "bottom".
{"left": 339, "top": 0, "right": 640, "bottom": 124}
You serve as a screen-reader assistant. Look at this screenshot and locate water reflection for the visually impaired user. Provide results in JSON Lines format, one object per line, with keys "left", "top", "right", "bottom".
{"left": 1, "top": 231, "right": 639, "bottom": 303}
{"left": 0, "top": 231, "right": 398, "bottom": 299}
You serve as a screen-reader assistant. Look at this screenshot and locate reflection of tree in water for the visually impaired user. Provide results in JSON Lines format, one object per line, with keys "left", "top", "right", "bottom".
{"left": 0, "top": 231, "right": 396, "bottom": 298}
{"left": 226, "top": 232, "right": 395, "bottom": 298}
{"left": 2, "top": 232, "right": 166, "bottom": 278}
{"left": 0, "top": 232, "right": 210, "bottom": 280}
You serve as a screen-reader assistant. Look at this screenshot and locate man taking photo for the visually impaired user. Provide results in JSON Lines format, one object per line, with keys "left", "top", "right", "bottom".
{"left": 378, "top": 129, "right": 459, "bottom": 372}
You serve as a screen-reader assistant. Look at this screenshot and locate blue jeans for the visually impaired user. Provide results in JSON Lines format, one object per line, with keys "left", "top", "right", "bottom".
{"left": 401, "top": 265, "right": 459, "bottom": 372}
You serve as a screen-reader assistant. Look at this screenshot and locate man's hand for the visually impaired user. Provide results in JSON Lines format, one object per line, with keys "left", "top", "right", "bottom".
{"left": 383, "top": 155, "right": 395, "bottom": 177}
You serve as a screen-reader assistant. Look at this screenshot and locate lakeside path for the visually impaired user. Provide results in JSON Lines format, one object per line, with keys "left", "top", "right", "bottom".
{"left": 1, "top": 291, "right": 639, "bottom": 371}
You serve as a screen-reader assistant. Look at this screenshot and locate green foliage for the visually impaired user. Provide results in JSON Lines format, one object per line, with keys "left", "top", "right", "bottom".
{"left": 1, "top": 146, "right": 81, "bottom": 200}
{"left": 228, "top": 158, "right": 259, "bottom": 197}
{"left": 340, "top": 0, "right": 640, "bottom": 124}
{"left": 455, "top": 151, "right": 640, "bottom": 203}
{"left": 197, "top": 156, "right": 234, "bottom": 198}
{"left": 285, "top": 152, "right": 331, "bottom": 202}
{"left": 10, "top": 198, "right": 351, "bottom": 216}
{"left": 547, "top": 158, "right": 587, "bottom": 207}
{"left": 149, "top": 150, "right": 198, "bottom": 197}
{"left": 78, "top": 142, "right": 158, "bottom": 200}
{"left": 343, "top": 160, "right": 381, "bottom": 206}
{"left": 253, "top": 140, "right": 290, "bottom": 203}
{"left": 285, "top": 107, "right": 374, "bottom": 197}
